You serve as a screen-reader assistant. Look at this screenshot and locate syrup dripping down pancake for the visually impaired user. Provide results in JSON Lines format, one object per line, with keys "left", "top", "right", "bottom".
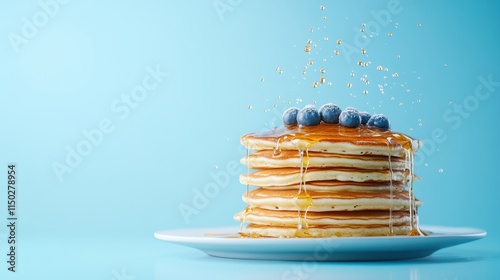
{"left": 241, "top": 124, "right": 421, "bottom": 157}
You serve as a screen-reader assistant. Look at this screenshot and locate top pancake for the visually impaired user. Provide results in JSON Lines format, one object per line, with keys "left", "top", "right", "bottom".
{"left": 241, "top": 123, "right": 421, "bottom": 157}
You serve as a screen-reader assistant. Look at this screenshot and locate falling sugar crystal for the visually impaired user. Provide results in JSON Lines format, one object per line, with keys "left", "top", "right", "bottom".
{"left": 313, "top": 81, "right": 319, "bottom": 88}
{"left": 388, "top": 32, "right": 393, "bottom": 37}
{"left": 417, "top": 23, "right": 422, "bottom": 27}
{"left": 337, "top": 39, "right": 342, "bottom": 44}
{"left": 324, "top": 36, "right": 329, "bottom": 41}
{"left": 377, "top": 65, "right": 383, "bottom": 71}
{"left": 305, "top": 45, "right": 311, "bottom": 52}
{"left": 357, "top": 61, "right": 363, "bottom": 66}
{"left": 347, "top": 82, "right": 352, "bottom": 88}
{"left": 307, "top": 39, "right": 312, "bottom": 44}
{"left": 361, "top": 48, "right": 366, "bottom": 54}
{"left": 319, "top": 77, "right": 326, "bottom": 84}
{"left": 392, "top": 72, "right": 399, "bottom": 78}
{"left": 320, "top": 68, "right": 326, "bottom": 73}
{"left": 308, "top": 59, "right": 314, "bottom": 66}
{"left": 320, "top": 5, "right": 325, "bottom": 10}
{"left": 260, "top": 77, "right": 264, "bottom": 82}
{"left": 363, "top": 89, "right": 368, "bottom": 94}
{"left": 334, "top": 49, "right": 339, "bottom": 55}
{"left": 248, "top": 105, "right": 252, "bottom": 109}
{"left": 309, "top": 28, "right": 314, "bottom": 33}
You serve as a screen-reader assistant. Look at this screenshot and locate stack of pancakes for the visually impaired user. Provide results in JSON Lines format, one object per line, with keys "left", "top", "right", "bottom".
{"left": 234, "top": 123, "right": 422, "bottom": 237}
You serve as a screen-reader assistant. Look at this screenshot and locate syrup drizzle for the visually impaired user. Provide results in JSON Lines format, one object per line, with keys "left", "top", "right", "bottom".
{"left": 246, "top": 147, "right": 250, "bottom": 197}
{"left": 239, "top": 136, "right": 252, "bottom": 235}
{"left": 386, "top": 137, "right": 395, "bottom": 236}
{"left": 239, "top": 205, "right": 252, "bottom": 232}
{"left": 405, "top": 147, "right": 424, "bottom": 236}
{"left": 293, "top": 143, "right": 313, "bottom": 237}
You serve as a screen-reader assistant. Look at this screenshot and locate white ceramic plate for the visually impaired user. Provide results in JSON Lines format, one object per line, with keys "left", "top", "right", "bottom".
{"left": 154, "top": 225, "right": 486, "bottom": 261}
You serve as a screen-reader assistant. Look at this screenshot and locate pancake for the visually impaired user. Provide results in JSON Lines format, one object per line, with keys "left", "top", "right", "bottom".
{"left": 242, "top": 188, "right": 420, "bottom": 212}
{"left": 260, "top": 181, "right": 406, "bottom": 192}
{"left": 240, "top": 167, "right": 406, "bottom": 187}
{"left": 242, "top": 150, "right": 406, "bottom": 170}
{"left": 235, "top": 208, "right": 411, "bottom": 227}
{"left": 241, "top": 124, "right": 421, "bottom": 157}
{"left": 243, "top": 223, "right": 411, "bottom": 238}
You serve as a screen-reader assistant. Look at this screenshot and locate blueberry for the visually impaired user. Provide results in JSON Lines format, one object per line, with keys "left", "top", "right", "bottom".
{"left": 344, "top": 107, "right": 359, "bottom": 113}
{"left": 359, "top": 111, "right": 371, "bottom": 125}
{"left": 367, "top": 114, "right": 390, "bottom": 129}
{"left": 282, "top": 107, "right": 299, "bottom": 125}
{"left": 339, "top": 109, "right": 361, "bottom": 128}
{"left": 297, "top": 105, "right": 321, "bottom": 126}
{"left": 319, "top": 103, "right": 342, "bottom": 124}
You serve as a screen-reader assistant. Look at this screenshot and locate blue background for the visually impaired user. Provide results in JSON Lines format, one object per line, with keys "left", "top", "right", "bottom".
{"left": 1, "top": 0, "right": 499, "bottom": 279}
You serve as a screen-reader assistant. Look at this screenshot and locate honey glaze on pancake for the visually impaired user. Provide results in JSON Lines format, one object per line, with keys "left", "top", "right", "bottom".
{"left": 242, "top": 123, "right": 418, "bottom": 148}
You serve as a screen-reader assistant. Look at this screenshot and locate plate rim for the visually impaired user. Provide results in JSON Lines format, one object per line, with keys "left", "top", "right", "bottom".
{"left": 154, "top": 225, "right": 486, "bottom": 261}
{"left": 154, "top": 224, "right": 487, "bottom": 242}
{"left": 154, "top": 225, "right": 487, "bottom": 245}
